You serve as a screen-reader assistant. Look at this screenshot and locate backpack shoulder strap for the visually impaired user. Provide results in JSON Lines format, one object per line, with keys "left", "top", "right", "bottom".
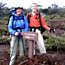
{"left": 27, "top": 13, "right": 32, "bottom": 23}
{"left": 38, "top": 13, "right": 42, "bottom": 26}
{"left": 38, "top": 13, "right": 46, "bottom": 33}
{"left": 22, "top": 15, "right": 24, "bottom": 20}
{"left": 20, "top": 13, "right": 25, "bottom": 21}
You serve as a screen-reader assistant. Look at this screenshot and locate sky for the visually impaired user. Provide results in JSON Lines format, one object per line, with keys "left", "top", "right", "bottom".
{"left": 0, "top": 0, "right": 65, "bottom": 9}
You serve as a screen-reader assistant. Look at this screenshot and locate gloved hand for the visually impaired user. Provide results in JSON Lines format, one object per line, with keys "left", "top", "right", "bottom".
{"left": 49, "top": 28, "right": 55, "bottom": 33}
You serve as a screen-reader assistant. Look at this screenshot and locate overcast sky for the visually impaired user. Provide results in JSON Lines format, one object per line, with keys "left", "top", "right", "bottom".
{"left": 0, "top": 0, "right": 65, "bottom": 8}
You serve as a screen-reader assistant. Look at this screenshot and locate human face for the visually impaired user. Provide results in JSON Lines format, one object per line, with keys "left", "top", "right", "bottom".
{"left": 16, "top": 9, "right": 22, "bottom": 16}
{"left": 31, "top": 3, "right": 38, "bottom": 13}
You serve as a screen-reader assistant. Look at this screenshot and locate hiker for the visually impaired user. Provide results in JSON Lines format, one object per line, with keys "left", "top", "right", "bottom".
{"left": 27, "top": 3, "right": 54, "bottom": 55}
{"left": 8, "top": 7, "right": 28, "bottom": 65}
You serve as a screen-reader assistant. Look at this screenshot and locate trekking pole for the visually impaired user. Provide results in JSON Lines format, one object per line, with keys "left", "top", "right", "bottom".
{"left": 49, "top": 28, "right": 58, "bottom": 51}
{"left": 50, "top": 28, "right": 59, "bottom": 52}
{"left": 54, "top": 33, "right": 59, "bottom": 52}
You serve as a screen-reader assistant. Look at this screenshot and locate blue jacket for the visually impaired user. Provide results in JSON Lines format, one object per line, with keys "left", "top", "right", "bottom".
{"left": 8, "top": 13, "right": 28, "bottom": 35}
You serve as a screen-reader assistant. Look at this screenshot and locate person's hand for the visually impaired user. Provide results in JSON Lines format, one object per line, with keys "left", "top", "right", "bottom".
{"left": 49, "top": 28, "right": 55, "bottom": 33}
{"left": 15, "top": 32, "right": 19, "bottom": 36}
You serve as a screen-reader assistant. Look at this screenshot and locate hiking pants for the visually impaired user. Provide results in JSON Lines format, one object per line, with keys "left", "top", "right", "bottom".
{"left": 9, "top": 36, "right": 24, "bottom": 65}
{"left": 29, "top": 28, "right": 46, "bottom": 54}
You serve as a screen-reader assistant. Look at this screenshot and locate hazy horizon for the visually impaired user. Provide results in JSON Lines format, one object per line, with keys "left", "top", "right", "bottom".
{"left": 0, "top": 0, "right": 65, "bottom": 8}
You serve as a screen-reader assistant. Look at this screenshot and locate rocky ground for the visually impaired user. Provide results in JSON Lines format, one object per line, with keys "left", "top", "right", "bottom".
{"left": 0, "top": 44, "right": 65, "bottom": 65}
